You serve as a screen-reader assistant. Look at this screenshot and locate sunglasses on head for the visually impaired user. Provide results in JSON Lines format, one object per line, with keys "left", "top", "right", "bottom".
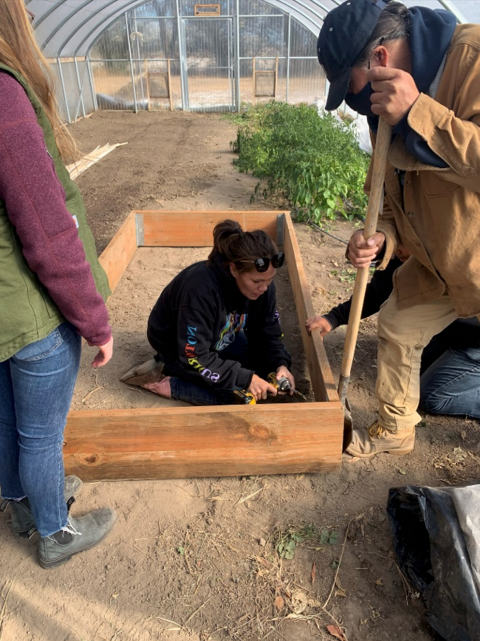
{"left": 239, "top": 252, "right": 285, "bottom": 273}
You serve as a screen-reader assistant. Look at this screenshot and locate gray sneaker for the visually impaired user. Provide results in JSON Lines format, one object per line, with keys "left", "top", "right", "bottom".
{"left": 38, "top": 508, "right": 117, "bottom": 569}
{"left": 1, "top": 475, "right": 84, "bottom": 539}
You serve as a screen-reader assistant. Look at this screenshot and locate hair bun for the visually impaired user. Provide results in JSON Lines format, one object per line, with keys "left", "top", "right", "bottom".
{"left": 208, "top": 219, "right": 278, "bottom": 270}
{"left": 212, "top": 219, "right": 243, "bottom": 251}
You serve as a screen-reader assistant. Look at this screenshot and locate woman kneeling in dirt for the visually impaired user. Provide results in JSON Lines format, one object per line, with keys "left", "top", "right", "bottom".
{"left": 122, "top": 219, "right": 294, "bottom": 405}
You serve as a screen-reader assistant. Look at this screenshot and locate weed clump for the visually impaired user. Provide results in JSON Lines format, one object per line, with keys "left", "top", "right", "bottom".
{"left": 274, "top": 523, "right": 339, "bottom": 560}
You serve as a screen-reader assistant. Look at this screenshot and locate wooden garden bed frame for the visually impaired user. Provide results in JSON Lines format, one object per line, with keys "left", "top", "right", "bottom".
{"left": 64, "top": 211, "right": 344, "bottom": 481}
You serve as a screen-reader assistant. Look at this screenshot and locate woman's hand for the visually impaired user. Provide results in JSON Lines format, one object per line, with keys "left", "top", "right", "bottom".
{"left": 248, "top": 374, "right": 277, "bottom": 401}
{"left": 89, "top": 335, "right": 113, "bottom": 368}
{"left": 305, "top": 315, "right": 332, "bottom": 338}
{"left": 276, "top": 365, "right": 295, "bottom": 394}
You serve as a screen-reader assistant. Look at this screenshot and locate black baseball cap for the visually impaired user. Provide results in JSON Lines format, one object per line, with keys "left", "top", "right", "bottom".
{"left": 317, "top": 0, "right": 387, "bottom": 110}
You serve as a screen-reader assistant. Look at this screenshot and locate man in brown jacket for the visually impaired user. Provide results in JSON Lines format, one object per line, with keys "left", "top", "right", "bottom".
{"left": 317, "top": 0, "right": 480, "bottom": 457}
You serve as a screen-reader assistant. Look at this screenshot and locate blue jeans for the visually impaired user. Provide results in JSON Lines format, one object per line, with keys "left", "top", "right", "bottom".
{"left": 166, "top": 330, "right": 250, "bottom": 406}
{"left": 420, "top": 343, "right": 480, "bottom": 419}
{"left": 0, "top": 323, "right": 81, "bottom": 536}
{"left": 170, "top": 377, "right": 238, "bottom": 406}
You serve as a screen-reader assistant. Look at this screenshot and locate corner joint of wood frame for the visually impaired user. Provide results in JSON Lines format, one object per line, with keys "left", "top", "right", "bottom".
{"left": 135, "top": 213, "right": 145, "bottom": 246}
{"left": 276, "top": 213, "right": 285, "bottom": 247}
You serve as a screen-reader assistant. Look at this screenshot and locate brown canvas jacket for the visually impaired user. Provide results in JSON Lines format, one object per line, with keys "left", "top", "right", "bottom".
{"left": 367, "top": 24, "right": 480, "bottom": 317}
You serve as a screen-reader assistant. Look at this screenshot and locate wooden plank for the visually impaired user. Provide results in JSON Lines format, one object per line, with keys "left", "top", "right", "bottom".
{"left": 64, "top": 402, "right": 344, "bottom": 481}
{"left": 194, "top": 4, "right": 221, "bottom": 16}
{"left": 284, "top": 213, "right": 339, "bottom": 403}
{"left": 137, "top": 210, "right": 282, "bottom": 247}
{"left": 67, "top": 143, "right": 128, "bottom": 180}
{"left": 99, "top": 210, "right": 137, "bottom": 294}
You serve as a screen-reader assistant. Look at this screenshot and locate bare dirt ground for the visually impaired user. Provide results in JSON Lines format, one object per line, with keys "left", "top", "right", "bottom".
{"left": 71, "top": 245, "right": 309, "bottom": 413}
{"left": 1, "top": 110, "right": 479, "bottom": 641}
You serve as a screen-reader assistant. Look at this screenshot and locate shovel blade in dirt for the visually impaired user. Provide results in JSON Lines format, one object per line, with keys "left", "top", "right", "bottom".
{"left": 342, "top": 394, "right": 353, "bottom": 452}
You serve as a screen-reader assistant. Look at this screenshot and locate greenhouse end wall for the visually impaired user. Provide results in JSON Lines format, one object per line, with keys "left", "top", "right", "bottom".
{"left": 84, "top": 0, "right": 326, "bottom": 114}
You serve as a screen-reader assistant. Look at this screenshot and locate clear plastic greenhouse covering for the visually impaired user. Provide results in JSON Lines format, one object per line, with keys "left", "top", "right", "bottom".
{"left": 27, "top": 0, "right": 480, "bottom": 59}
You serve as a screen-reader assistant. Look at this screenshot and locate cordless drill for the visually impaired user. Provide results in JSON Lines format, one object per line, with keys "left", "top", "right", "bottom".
{"left": 233, "top": 374, "right": 307, "bottom": 404}
{"left": 267, "top": 372, "right": 307, "bottom": 401}
{"left": 233, "top": 389, "right": 256, "bottom": 404}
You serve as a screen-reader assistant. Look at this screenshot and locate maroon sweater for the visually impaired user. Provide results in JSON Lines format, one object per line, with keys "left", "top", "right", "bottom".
{"left": 0, "top": 72, "right": 111, "bottom": 346}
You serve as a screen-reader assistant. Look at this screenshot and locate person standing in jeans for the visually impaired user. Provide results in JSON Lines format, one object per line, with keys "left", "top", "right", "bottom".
{"left": 0, "top": 1, "right": 116, "bottom": 568}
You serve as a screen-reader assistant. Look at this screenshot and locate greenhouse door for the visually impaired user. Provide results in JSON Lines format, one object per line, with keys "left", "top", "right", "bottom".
{"left": 182, "top": 18, "right": 234, "bottom": 112}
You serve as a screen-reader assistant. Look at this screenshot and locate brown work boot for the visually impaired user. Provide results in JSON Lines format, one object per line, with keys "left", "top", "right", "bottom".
{"left": 120, "top": 358, "right": 172, "bottom": 398}
{"left": 346, "top": 422, "right": 415, "bottom": 459}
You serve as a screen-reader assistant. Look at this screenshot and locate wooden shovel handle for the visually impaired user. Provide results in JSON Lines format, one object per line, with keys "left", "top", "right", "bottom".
{"left": 338, "top": 118, "right": 392, "bottom": 404}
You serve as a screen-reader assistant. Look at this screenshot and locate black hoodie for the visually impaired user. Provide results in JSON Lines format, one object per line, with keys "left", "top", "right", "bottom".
{"left": 147, "top": 255, "right": 291, "bottom": 390}
{"left": 323, "top": 258, "right": 480, "bottom": 353}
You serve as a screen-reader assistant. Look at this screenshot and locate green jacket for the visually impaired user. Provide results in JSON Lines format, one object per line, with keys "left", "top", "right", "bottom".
{"left": 0, "top": 63, "right": 110, "bottom": 362}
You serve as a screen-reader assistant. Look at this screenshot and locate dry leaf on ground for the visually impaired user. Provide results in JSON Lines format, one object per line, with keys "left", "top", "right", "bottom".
{"left": 326, "top": 623, "right": 348, "bottom": 641}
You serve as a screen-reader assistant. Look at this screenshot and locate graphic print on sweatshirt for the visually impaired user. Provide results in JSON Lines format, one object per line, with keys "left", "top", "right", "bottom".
{"left": 215, "top": 312, "right": 247, "bottom": 351}
{"left": 184, "top": 325, "right": 221, "bottom": 382}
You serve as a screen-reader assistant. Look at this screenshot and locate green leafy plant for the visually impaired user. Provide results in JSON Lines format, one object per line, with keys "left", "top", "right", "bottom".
{"left": 330, "top": 268, "right": 357, "bottom": 283}
{"left": 274, "top": 524, "right": 339, "bottom": 560}
{"left": 231, "top": 102, "right": 370, "bottom": 223}
{"left": 320, "top": 529, "right": 339, "bottom": 545}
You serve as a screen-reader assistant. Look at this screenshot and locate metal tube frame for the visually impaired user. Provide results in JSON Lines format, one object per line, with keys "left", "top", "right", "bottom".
{"left": 133, "top": 9, "right": 146, "bottom": 105}
{"left": 437, "top": 0, "right": 466, "bottom": 23}
{"left": 286, "top": 13, "right": 291, "bottom": 104}
{"left": 238, "top": 56, "right": 317, "bottom": 60}
{"left": 235, "top": 0, "right": 241, "bottom": 111}
{"left": 38, "top": 0, "right": 327, "bottom": 57}
{"left": 228, "top": 17, "right": 235, "bottom": 112}
{"left": 86, "top": 54, "right": 98, "bottom": 111}
{"left": 125, "top": 12, "right": 138, "bottom": 113}
{"left": 57, "top": 57, "right": 72, "bottom": 124}
{"left": 238, "top": 14, "right": 284, "bottom": 17}
{"left": 73, "top": 56, "right": 87, "bottom": 120}
{"left": 89, "top": 58, "right": 181, "bottom": 63}
{"left": 176, "top": 0, "right": 186, "bottom": 111}
{"left": 134, "top": 15, "right": 182, "bottom": 21}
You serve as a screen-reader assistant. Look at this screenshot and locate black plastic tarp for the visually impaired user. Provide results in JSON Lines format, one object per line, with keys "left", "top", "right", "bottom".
{"left": 387, "top": 483, "right": 480, "bottom": 641}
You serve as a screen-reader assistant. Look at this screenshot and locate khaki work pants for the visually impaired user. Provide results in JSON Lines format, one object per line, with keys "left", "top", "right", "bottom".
{"left": 376, "top": 293, "right": 458, "bottom": 432}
